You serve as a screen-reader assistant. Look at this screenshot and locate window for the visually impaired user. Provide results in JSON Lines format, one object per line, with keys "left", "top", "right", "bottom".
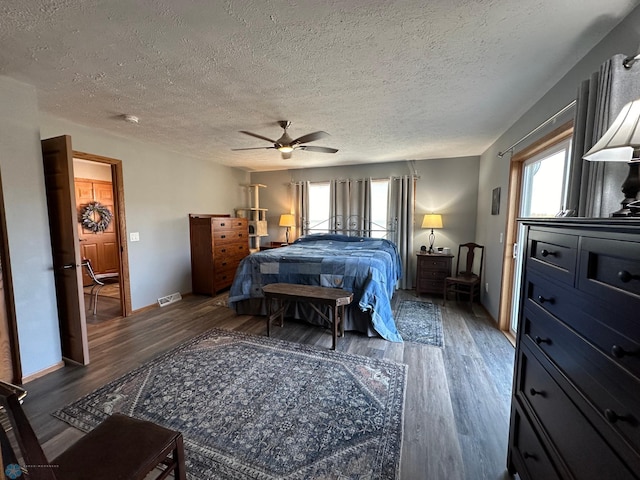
{"left": 306, "top": 179, "right": 390, "bottom": 236}
{"left": 521, "top": 138, "right": 572, "bottom": 217}
{"left": 370, "top": 179, "right": 389, "bottom": 238}
{"left": 308, "top": 182, "right": 330, "bottom": 232}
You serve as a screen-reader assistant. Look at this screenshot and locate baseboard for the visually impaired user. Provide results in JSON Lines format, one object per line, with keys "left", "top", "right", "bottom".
{"left": 22, "top": 360, "right": 65, "bottom": 384}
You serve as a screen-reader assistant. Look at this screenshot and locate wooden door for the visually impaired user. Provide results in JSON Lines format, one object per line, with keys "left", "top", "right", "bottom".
{"left": 76, "top": 179, "right": 119, "bottom": 286}
{"left": 0, "top": 261, "right": 14, "bottom": 381}
{"left": 42, "top": 135, "right": 89, "bottom": 365}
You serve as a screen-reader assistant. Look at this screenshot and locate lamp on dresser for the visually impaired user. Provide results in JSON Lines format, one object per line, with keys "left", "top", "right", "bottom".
{"left": 421, "top": 214, "right": 443, "bottom": 253}
{"left": 583, "top": 98, "right": 640, "bottom": 216}
{"left": 279, "top": 214, "right": 295, "bottom": 244}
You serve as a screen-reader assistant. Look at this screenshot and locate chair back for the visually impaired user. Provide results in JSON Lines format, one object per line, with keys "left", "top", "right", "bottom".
{"left": 456, "top": 242, "right": 484, "bottom": 281}
{"left": 82, "top": 259, "right": 104, "bottom": 286}
{"left": 0, "top": 381, "right": 57, "bottom": 480}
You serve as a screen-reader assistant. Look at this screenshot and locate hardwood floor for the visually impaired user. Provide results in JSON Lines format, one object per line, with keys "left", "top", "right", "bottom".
{"left": 21, "top": 290, "right": 515, "bottom": 480}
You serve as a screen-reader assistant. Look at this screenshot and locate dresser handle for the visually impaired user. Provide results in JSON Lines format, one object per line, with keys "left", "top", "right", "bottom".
{"left": 529, "top": 388, "right": 545, "bottom": 397}
{"left": 537, "top": 295, "right": 555, "bottom": 305}
{"left": 604, "top": 409, "right": 628, "bottom": 424}
{"left": 540, "top": 249, "right": 557, "bottom": 257}
{"left": 522, "top": 452, "right": 537, "bottom": 460}
{"left": 611, "top": 344, "right": 634, "bottom": 358}
{"left": 618, "top": 270, "right": 640, "bottom": 283}
{"left": 534, "top": 336, "right": 551, "bottom": 345}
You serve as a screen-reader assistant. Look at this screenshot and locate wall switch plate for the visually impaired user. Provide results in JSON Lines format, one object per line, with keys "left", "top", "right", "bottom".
{"left": 485, "top": 282, "right": 489, "bottom": 293}
{"left": 130, "top": 232, "right": 140, "bottom": 242}
{"left": 499, "top": 232, "right": 504, "bottom": 243}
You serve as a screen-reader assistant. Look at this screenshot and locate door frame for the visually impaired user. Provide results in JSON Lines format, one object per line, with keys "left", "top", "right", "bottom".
{"left": 74, "top": 151, "right": 132, "bottom": 316}
{"left": 0, "top": 172, "right": 22, "bottom": 383}
{"left": 497, "top": 121, "right": 573, "bottom": 332}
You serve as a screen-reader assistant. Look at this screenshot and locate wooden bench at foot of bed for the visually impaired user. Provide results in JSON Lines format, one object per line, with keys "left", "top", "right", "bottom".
{"left": 262, "top": 283, "right": 354, "bottom": 350}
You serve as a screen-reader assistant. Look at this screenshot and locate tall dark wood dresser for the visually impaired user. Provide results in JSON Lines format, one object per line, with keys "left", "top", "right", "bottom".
{"left": 507, "top": 219, "right": 640, "bottom": 480}
{"left": 189, "top": 214, "right": 249, "bottom": 295}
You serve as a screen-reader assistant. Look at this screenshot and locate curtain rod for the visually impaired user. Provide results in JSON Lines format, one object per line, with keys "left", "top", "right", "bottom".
{"left": 497, "top": 100, "right": 577, "bottom": 157}
{"left": 290, "top": 175, "right": 419, "bottom": 185}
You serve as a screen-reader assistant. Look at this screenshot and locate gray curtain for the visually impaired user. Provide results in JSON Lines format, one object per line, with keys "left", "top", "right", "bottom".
{"left": 389, "top": 175, "right": 415, "bottom": 289}
{"left": 291, "top": 181, "right": 309, "bottom": 239}
{"left": 329, "top": 179, "right": 372, "bottom": 235}
{"left": 567, "top": 54, "right": 640, "bottom": 217}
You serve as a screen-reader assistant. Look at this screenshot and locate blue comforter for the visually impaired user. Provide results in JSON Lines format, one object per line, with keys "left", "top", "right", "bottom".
{"left": 229, "top": 234, "right": 403, "bottom": 342}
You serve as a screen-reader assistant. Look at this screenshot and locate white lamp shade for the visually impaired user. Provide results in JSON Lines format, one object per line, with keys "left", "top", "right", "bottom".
{"left": 584, "top": 99, "right": 640, "bottom": 162}
{"left": 279, "top": 214, "right": 295, "bottom": 227}
{"left": 421, "top": 214, "right": 443, "bottom": 229}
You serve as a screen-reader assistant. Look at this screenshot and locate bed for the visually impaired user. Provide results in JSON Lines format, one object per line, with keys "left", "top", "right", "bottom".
{"left": 228, "top": 233, "right": 403, "bottom": 341}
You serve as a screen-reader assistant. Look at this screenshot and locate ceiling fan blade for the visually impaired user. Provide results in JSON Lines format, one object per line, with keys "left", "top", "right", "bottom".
{"left": 281, "top": 151, "right": 293, "bottom": 160}
{"left": 291, "top": 131, "right": 329, "bottom": 145}
{"left": 239, "top": 131, "right": 278, "bottom": 144}
{"left": 298, "top": 145, "right": 339, "bottom": 154}
{"left": 231, "top": 146, "right": 276, "bottom": 151}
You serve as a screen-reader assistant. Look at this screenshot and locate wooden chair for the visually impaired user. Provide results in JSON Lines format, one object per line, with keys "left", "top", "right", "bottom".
{"left": 0, "top": 381, "right": 186, "bottom": 480}
{"left": 443, "top": 243, "right": 484, "bottom": 306}
{"left": 82, "top": 259, "right": 119, "bottom": 315}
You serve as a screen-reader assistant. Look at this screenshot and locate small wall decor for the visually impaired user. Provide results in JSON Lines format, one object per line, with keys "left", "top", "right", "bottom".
{"left": 491, "top": 187, "right": 501, "bottom": 215}
{"left": 81, "top": 201, "right": 113, "bottom": 233}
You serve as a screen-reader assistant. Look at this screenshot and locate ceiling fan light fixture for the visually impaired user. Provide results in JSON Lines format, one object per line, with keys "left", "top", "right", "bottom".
{"left": 278, "top": 145, "right": 294, "bottom": 153}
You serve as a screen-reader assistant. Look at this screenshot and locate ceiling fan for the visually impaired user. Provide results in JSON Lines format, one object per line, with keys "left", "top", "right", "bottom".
{"left": 232, "top": 120, "right": 339, "bottom": 159}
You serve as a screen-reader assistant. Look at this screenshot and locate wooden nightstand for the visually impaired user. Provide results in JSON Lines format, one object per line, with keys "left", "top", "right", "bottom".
{"left": 259, "top": 242, "right": 288, "bottom": 251}
{"left": 416, "top": 253, "right": 453, "bottom": 295}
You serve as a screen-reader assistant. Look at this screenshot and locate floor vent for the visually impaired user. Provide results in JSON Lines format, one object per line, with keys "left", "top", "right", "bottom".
{"left": 158, "top": 292, "right": 182, "bottom": 307}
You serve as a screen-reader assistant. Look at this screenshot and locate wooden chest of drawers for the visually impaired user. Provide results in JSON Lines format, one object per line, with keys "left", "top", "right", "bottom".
{"left": 507, "top": 219, "right": 640, "bottom": 480}
{"left": 416, "top": 253, "right": 453, "bottom": 295}
{"left": 189, "top": 215, "right": 249, "bottom": 295}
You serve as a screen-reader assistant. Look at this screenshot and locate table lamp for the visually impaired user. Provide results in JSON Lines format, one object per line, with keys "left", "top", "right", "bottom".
{"left": 421, "top": 214, "right": 443, "bottom": 253}
{"left": 279, "top": 214, "right": 295, "bottom": 244}
{"left": 583, "top": 99, "right": 640, "bottom": 217}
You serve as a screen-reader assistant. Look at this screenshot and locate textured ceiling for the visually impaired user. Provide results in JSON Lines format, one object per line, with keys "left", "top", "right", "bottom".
{"left": 1, "top": 1, "right": 638, "bottom": 171}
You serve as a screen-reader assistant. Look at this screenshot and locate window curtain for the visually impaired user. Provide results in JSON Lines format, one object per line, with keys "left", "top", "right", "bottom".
{"left": 329, "top": 179, "right": 372, "bottom": 235}
{"left": 566, "top": 54, "right": 640, "bottom": 217}
{"left": 291, "top": 181, "right": 309, "bottom": 239}
{"left": 389, "top": 175, "right": 416, "bottom": 289}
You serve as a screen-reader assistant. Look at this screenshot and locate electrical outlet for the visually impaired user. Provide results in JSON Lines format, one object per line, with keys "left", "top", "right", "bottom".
{"left": 485, "top": 282, "right": 489, "bottom": 293}
{"left": 130, "top": 232, "right": 140, "bottom": 242}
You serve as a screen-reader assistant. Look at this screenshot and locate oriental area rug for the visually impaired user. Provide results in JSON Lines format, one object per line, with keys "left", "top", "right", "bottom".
{"left": 54, "top": 328, "right": 407, "bottom": 480}
{"left": 395, "top": 300, "right": 444, "bottom": 347}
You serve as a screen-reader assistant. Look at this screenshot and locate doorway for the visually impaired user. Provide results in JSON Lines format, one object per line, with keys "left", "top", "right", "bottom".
{"left": 73, "top": 151, "right": 132, "bottom": 322}
{"left": 74, "top": 158, "right": 122, "bottom": 322}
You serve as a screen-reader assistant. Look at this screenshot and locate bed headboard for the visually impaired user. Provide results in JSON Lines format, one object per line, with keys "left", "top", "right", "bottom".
{"left": 303, "top": 215, "right": 397, "bottom": 243}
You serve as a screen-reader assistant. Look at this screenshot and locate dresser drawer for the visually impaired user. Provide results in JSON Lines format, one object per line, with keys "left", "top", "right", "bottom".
{"left": 418, "top": 255, "right": 451, "bottom": 271}
{"left": 527, "top": 228, "right": 578, "bottom": 284}
{"left": 214, "top": 256, "right": 241, "bottom": 271}
{"left": 213, "top": 229, "right": 247, "bottom": 243}
{"left": 578, "top": 237, "right": 640, "bottom": 321}
{"left": 523, "top": 271, "right": 576, "bottom": 325}
{"left": 516, "top": 346, "right": 636, "bottom": 480}
{"left": 510, "top": 405, "right": 562, "bottom": 480}
{"left": 212, "top": 218, "right": 246, "bottom": 231}
{"left": 417, "top": 269, "right": 449, "bottom": 281}
{"left": 523, "top": 305, "right": 640, "bottom": 456}
{"left": 214, "top": 242, "right": 249, "bottom": 258}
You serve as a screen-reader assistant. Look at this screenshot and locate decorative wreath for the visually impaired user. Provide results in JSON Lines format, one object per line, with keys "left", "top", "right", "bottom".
{"left": 81, "top": 201, "right": 113, "bottom": 233}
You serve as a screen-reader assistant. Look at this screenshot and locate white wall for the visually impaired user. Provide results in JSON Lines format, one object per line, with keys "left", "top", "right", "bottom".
{"left": 477, "top": 5, "right": 640, "bottom": 321}
{"left": 0, "top": 76, "right": 61, "bottom": 378}
{"left": 250, "top": 157, "right": 480, "bottom": 286}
